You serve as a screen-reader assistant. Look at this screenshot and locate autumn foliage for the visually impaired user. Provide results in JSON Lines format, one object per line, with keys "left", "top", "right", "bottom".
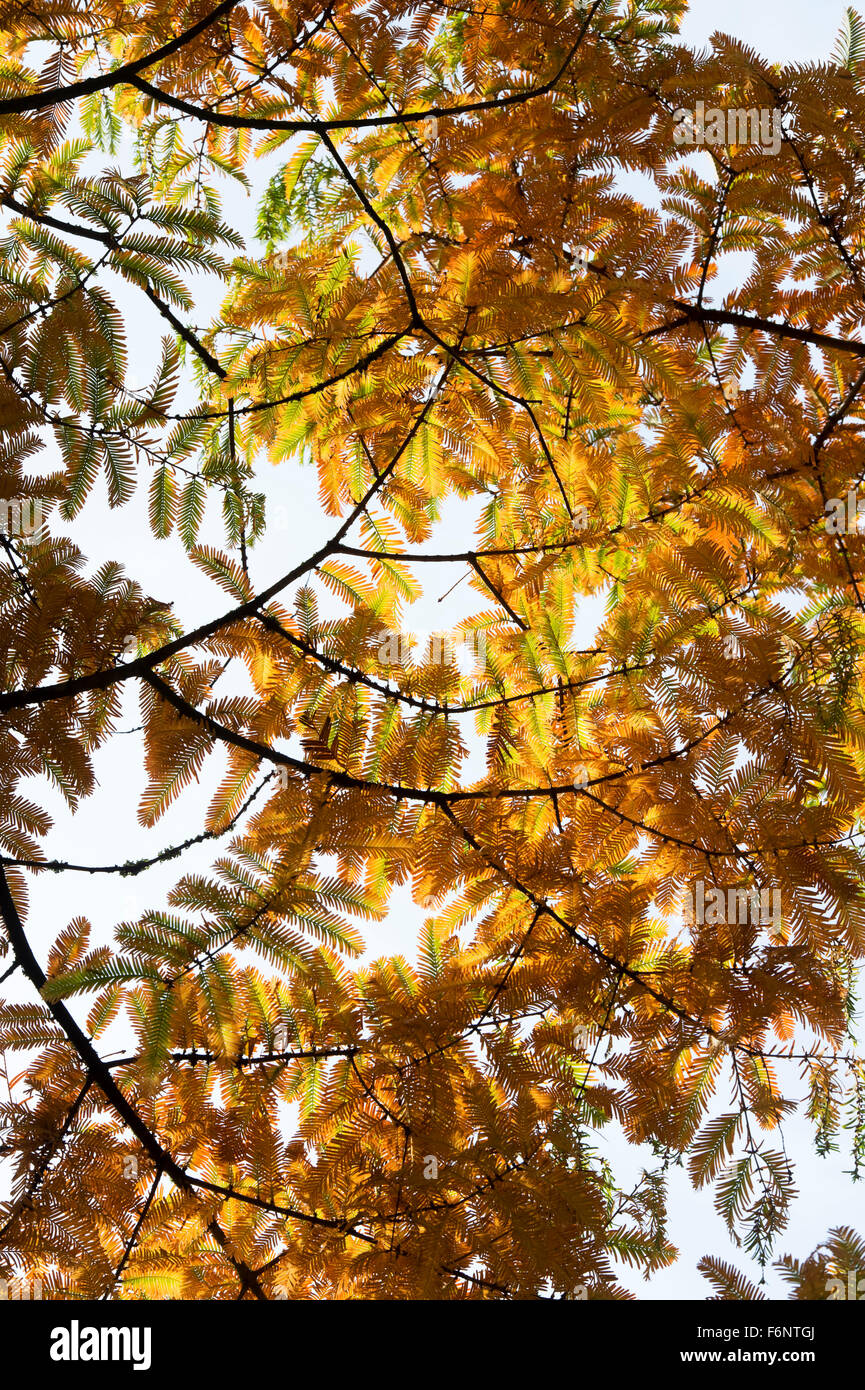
{"left": 0, "top": 0, "right": 864, "bottom": 1299}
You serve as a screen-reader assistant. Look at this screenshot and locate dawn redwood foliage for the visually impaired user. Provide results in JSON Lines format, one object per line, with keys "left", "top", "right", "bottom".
{"left": 0, "top": 0, "right": 864, "bottom": 1299}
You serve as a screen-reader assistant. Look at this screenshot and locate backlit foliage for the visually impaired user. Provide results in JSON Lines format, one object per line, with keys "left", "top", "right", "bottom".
{"left": 0, "top": 0, "right": 863, "bottom": 1299}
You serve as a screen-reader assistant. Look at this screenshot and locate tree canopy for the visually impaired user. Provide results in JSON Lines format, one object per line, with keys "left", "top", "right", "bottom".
{"left": 0, "top": 0, "right": 864, "bottom": 1299}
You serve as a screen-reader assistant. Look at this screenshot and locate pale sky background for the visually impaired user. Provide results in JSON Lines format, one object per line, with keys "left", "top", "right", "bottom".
{"left": 0, "top": 0, "right": 861, "bottom": 1300}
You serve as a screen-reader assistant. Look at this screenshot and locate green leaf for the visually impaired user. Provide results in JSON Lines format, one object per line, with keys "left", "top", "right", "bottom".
{"left": 149, "top": 464, "right": 177, "bottom": 537}
{"left": 178, "top": 474, "right": 206, "bottom": 548}
{"left": 833, "top": 6, "right": 865, "bottom": 70}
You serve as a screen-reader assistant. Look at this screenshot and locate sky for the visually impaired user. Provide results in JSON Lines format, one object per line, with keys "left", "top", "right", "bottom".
{"left": 0, "top": 0, "right": 862, "bottom": 1301}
